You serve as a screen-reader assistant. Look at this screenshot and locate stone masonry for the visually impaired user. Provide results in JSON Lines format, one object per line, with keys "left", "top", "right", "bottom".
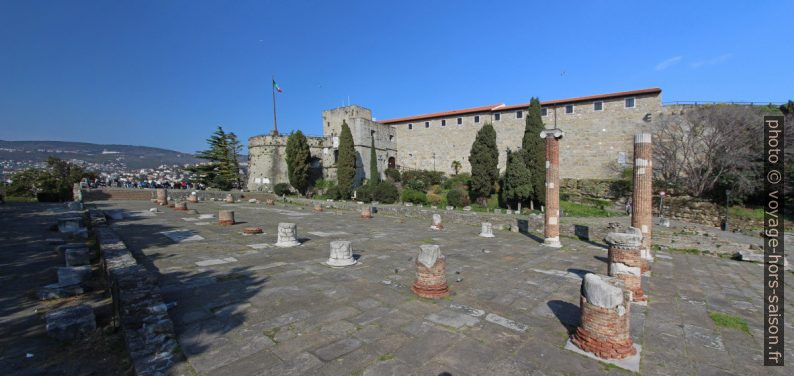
{"left": 541, "top": 128, "right": 564, "bottom": 248}
{"left": 604, "top": 227, "right": 645, "bottom": 302}
{"left": 411, "top": 244, "right": 450, "bottom": 299}
{"left": 632, "top": 133, "right": 653, "bottom": 272}
{"left": 572, "top": 274, "right": 636, "bottom": 359}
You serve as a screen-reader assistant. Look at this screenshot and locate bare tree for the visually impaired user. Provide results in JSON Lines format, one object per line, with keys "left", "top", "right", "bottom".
{"left": 652, "top": 105, "right": 766, "bottom": 199}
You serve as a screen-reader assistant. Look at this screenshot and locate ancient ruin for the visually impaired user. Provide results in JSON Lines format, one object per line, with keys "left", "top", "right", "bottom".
{"left": 243, "top": 227, "right": 263, "bottom": 235}
{"left": 225, "top": 194, "right": 235, "bottom": 203}
{"left": 479, "top": 222, "right": 495, "bottom": 238}
{"left": 188, "top": 192, "right": 198, "bottom": 203}
{"left": 411, "top": 244, "right": 449, "bottom": 299}
{"left": 540, "top": 128, "right": 564, "bottom": 248}
{"left": 632, "top": 133, "right": 654, "bottom": 272}
{"left": 156, "top": 188, "right": 168, "bottom": 206}
{"left": 174, "top": 201, "right": 188, "bottom": 211}
{"left": 326, "top": 240, "right": 357, "bottom": 267}
{"left": 275, "top": 222, "right": 300, "bottom": 247}
{"left": 218, "top": 210, "right": 235, "bottom": 226}
{"left": 571, "top": 274, "right": 637, "bottom": 360}
{"left": 605, "top": 227, "right": 646, "bottom": 302}
{"left": 360, "top": 206, "right": 372, "bottom": 219}
{"left": 430, "top": 213, "right": 443, "bottom": 230}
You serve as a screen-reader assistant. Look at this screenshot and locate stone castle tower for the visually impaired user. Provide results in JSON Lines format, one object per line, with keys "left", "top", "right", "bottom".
{"left": 247, "top": 88, "right": 662, "bottom": 192}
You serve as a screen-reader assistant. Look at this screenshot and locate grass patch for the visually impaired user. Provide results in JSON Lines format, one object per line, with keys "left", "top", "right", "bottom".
{"left": 419, "top": 238, "right": 435, "bottom": 244}
{"left": 263, "top": 327, "right": 280, "bottom": 341}
{"left": 378, "top": 353, "right": 394, "bottom": 362}
{"left": 3, "top": 196, "right": 38, "bottom": 202}
{"left": 667, "top": 247, "right": 701, "bottom": 255}
{"left": 560, "top": 200, "right": 615, "bottom": 217}
{"left": 729, "top": 206, "right": 764, "bottom": 220}
{"left": 709, "top": 311, "right": 749, "bottom": 334}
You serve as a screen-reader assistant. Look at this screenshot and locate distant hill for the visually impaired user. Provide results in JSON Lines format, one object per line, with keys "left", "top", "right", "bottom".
{"left": 0, "top": 140, "right": 203, "bottom": 170}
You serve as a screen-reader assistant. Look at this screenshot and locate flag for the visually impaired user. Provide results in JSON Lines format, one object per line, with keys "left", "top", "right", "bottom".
{"left": 272, "top": 79, "right": 283, "bottom": 93}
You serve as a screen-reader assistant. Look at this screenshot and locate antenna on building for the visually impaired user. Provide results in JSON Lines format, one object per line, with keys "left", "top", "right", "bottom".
{"left": 553, "top": 106, "right": 558, "bottom": 128}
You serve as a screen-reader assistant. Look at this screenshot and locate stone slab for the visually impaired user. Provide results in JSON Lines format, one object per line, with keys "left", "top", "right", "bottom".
{"left": 564, "top": 338, "right": 641, "bottom": 373}
{"left": 484, "top": 313, "right": 528, "bottom": 332}
{"left": 195, "top": 257, "right": 238, "bottom": 267}
{"left": 426, "top": 309, "right": 480, "bottom": 329}
{"left": 159, "top": 229, "right": 205, "bottom": 242}
{"left": 45, "top": 305, "right": 96, "bottom": 342}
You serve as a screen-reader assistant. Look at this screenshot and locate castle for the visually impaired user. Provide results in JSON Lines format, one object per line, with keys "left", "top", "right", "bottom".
{"left": 247, "top": 88, "right": 662, "bottom": 191}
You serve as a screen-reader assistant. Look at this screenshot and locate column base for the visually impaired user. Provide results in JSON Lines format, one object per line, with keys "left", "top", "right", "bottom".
{"left": 543, "top": 236, "right": 562, "bottom": 248}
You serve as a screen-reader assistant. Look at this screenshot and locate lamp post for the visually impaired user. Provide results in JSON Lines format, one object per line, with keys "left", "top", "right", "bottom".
{"left": 432, "top": 152, "right": 436, "bottom": 172}
{"left": 724, "top": 189, "right": 731, "bottom": 231}
{"left": 659, "top": 191, "right": 666, "bottom": 218}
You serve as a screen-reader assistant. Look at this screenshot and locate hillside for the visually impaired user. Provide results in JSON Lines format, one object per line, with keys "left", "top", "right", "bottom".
{"left": 0, "top": 140, "right": 202, "bottom": 170}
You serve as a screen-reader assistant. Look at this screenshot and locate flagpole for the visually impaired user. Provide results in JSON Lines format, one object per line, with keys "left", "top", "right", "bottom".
{"left": 272, "top": 75, "right": 279, "bottom": 136}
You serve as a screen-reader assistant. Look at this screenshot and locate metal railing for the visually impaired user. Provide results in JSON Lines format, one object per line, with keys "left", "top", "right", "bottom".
{"left": 663, "top": 101, "right": 786, "bottom": 106}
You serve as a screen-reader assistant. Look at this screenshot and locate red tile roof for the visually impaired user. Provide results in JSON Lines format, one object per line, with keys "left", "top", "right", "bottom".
{"left": 378, "top": 88, "right": 661, "bottom": 124}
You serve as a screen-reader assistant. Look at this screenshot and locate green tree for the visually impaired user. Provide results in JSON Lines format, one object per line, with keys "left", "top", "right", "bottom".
{"left": 336, "top": 120, "right": 356, "bottom": 199}
{"left": 468, "top": 122, "right": 499, "bottom": 205}
{"left": 7, "top": 157, "right": 94, "bottom": 201}
{"left": 285, "top": 130, "right": 311, "bottom": 194}
{"left": 522, "top": 97, "right": 546, "bottom": 205}
{"left": 780, "top": 100, "right": 794, "bottom": 115}
{"left": 368, "top": 134, "right": 379, "bottom": 190}
{"left": 189, "top": 126, "right": 243, "bottom": 190}
{"left": 501, "top": 149, "right": 533, "bottom": 207}
{"left": 451, "top": 160, "right": 462, "bottom": 175}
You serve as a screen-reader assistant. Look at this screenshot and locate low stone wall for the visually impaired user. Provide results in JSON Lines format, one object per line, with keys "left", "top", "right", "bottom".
{"left": 652, "top": 195, "right": 722, "bottom": 227}
{"left": 561, "top": 178, "right": 629, "bottom": 201}
{"left": 83, "top": 188, "right": 154, "bottom": 201}
{"left": 82, "top": 188, "right": 277, "bottom": 204}
{"left": 93, "top": 210, "right": 181, "bottom": 375}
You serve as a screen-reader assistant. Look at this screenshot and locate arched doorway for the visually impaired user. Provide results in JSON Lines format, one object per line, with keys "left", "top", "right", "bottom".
{"left": 388, "top": 157, "right": 396, "bottom": 169}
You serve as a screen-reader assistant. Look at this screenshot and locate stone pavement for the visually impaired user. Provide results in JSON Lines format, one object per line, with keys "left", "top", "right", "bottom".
{"left": 96, "top": 200, "right": 793, "bottom": 375}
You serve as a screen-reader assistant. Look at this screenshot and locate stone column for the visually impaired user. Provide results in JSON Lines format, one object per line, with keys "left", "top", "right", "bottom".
{"left": 225, "top": 194, "right": 235, "bottom": 203}
{"left": 314, "top": 203, "right": 324, "bottom": 212}
{"left": 243, "top": 227, "right": 263, "bottom": 235}
{"left": 265, "top": 198, "right": 275, "bottom": 205}
{"left": 327, "top": 240, "right": 357, "bottom": 267}
{"left": 275, "top": 223, "right": 300, "bottom": 247}
{"left": 174, "top": 202, "right": 188, "bottom": 211}
{"left": 188, "top": 192, "right": 198, "bottom": 203}
{"left": 479, "top": 222, "right": 495, "bottom": 238}
{"left": 411, "top": 245, "right": 449, "bottom": 299}
{"left": 218, "top": 210, "right": 235, "bottom": 225}
{"left": 72, "top": 183, "right": 83, "bottom": 202}
{"left": 540, "top": 128, "right": 564, "bottom": 248}
{"left": 572, "top": 274, "right": 637, "bottom": 359}
{"left": 430, "top": 214, "right": 443, "bottom": 230}
{"left": 360, "top": 206, "right": 372, "bottom": 219}
{"left": 156, "top": 188, "right": 168, "bottom": 206}
{"left": 631, "top": 133, "right": 653, "bottom": 272}
{"left": 604, "top": 227, "right": 645, "bottom": 302}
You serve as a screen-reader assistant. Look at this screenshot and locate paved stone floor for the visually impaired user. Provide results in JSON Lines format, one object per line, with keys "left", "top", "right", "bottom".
{"left": 96, "top": 200, "right": 793, "bottom": 375}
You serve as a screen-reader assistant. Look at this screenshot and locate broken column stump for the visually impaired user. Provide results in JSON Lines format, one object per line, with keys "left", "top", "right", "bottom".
{"left": 326, "top": 240, "right": 357, "bottom": 267}
{"left": 314, "top": 203, "right": 323, "bottom": 212}
{"left": 65, "top": 248, "right": 90, "bottom": 266}
{"left": 430, "top": 214, "right": 443, "bottom": 230}
{"left": 605, "top": 227, "right": 646, "bottom": 302}
{"left": 218, "top": 210, "right": 235, "bottom": 226}
{"left": 411, "top": 245, "right": 449, "bottom": 299}
{"left": 224, "top": 194, "right": 235, "bottom": 203}
{"left": 572, "top": 274, "right": 636, "bottom": 359}
{"left": 360, "top": 206, "right": 373, "bottom": 219}
{"left": 243, "top": 227, "right": 263, "bottom": 235}
{"left": 275, "top": 223, "right": 300, "bottom": 247}
{"left": 479, "top": 222, "right": 495, "bottom": 238}
{"left": 46, "top": 304, "right": 96, "bottom": 342}
{"left": 58, "top": 266, "right": 91, "bottom": 286}
{"left": 174, "top": 201, "right": 188, "bottom": 211}
{"left": 188, "top": 192, "right": 199, "bottom": 203}
{"left": 156, "top": 188, "right": 168, "bottom": 206}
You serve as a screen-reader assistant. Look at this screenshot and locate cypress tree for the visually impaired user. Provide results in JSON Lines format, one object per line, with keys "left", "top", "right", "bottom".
{"left": 501, "top": 149, "right": 533, "bottom": 208}
{"left": 522, "top": 97, "right": 546, "bottom": 205}
{"left": 285, "top": 130, "right": 311, "bottom": 195}
{"left": 369, "top": 134, "right": 379, "bottom": 189}
{"left": 336, "top": 121, "right": 356, "bottom": 199}
{"left": 468, "top": 122, "right": 498, "bottom": 205}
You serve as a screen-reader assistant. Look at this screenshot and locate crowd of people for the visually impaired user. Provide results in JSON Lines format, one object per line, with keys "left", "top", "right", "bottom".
{"left": 85, "top": 178, "right": 206, "bottom": 190}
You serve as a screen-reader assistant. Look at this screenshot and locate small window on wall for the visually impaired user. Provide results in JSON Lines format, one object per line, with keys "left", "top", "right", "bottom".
{"left": 326, "top": 122, "right": 330, "bottom": 128}
{"left": 408, "top": 123, "right": 413, "bottom": 130}
{"left": 425, "top": 121, "right": 429, "bottom": 128}
{"left": 441, "top": 119, "right": 446, "bottom": 126}
{"left": 625, "top": 97, "right": 635, "bottom": 108}
{"left": 389, "top": 135, "right": 394, "bottom": 141}
{"left": 457, "top": 118, "right": 462, "bottom": 124}
{"left": 541, "top": 108, "right": 547, "bottom": 116}
{"left": 565, "top": 104, "right": 574, "bottom": 114}
{"left": 594, "top": 101, "right": 603, "bottom": 111}
{"left": 474, "top": 115, "right": 480, "bottom": 123}
{"left": 494, "top": 113, "right": 501, "bottom": 121}
{"left": 516, "top": 111, "right": 523, "bottom": 118}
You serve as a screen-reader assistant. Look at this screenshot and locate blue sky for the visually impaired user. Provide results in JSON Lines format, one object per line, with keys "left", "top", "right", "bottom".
{"left": 1, "top": 1, "right": 792, "bottom": 153}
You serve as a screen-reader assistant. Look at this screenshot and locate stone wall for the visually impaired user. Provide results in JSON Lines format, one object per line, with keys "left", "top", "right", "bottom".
{"left": 83, "top": 188, "right": 155, "bottom": 201}
{"left": 246, "top": 134, "right": 331, "bottom": 192}
{"left": 652, "top": 195, "right": 722, "bottom": 228}
{"left": 94, "top": 212, "right": 181, "bottom": 375}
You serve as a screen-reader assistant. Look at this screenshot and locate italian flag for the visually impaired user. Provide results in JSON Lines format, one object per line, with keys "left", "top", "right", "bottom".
{"left": 272, "top": 79, "right": 283, "bottom": 93}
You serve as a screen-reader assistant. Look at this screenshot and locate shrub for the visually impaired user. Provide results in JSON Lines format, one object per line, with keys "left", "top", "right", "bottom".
{"left": 385, "top": 168, "right": 401, "bottom": 182}
{"left": 326, "top": 185, "right": 341, "bottom": 200}
{"left": 404, "top": 178, "right": 428, "bottom": 192}
{"left": 446, "top": 189, "right": 469, "bottom": 208}
{"left": 401, "top": 188, "right": 427, "bottom": 204}
{"left": 442, "top": 172, "right": 471, "bottom": 190}
{"left": 373, "top": 181, "right": 399, "bottom": 204}
{"left": 402, "top": 170, "right": 442, "bottom": 186}
{"left": 273, "top": 183, "right": 291, "bottom": 196}
{"left": 426, "top": 192, "right": 443, "bottom": 205}
{"left": 355, "top": 184, "right": 373, "bottom": 203}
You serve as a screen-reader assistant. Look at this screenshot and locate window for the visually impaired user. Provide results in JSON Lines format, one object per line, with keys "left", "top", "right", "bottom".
{"left": 474, "top": 115, "right": 480, "bottom": 123}
{"left": 516, "top": 110, "right": 523, "bottom": 118}
{"left": 625, "top": 97, "right": 635, "bottom": 108}
{"left": 441, "top": 119, "right": 446, "bottom": 126}
{"left": 565, "top": 104, "right": 574, "bottom": 114}
{"left": 541, "top": 108, "right": 547, "bottom": 116}
{"left": 389, "top": 135, "right": 394, "bottom": 141}
{"left": 370, "top": 130, "right": 375, "bottom": 136}
{"left": 593, "top": 101, "right": 603, "bottom": 111}
{"left": 425, "top": 121, "right": 430, "bottom": 128}
{"left": 494, "top": 113, "right": 500, "bottom": 121}
{"left": 408, "top": 123, "right": 412, "bottom": 130}
{"left": 457, "top": 118, "right": 462, "bottom": 124}
{"left": 326, "top": 122, "right": 330, "bottom": 128}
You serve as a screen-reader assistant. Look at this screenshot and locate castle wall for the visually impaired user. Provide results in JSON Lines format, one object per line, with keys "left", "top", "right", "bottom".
{"left": 387, "top": 92, "right": 661, "bottom": 179}
{"left": 247, "top": 134, "right": 332, "bottom": 192}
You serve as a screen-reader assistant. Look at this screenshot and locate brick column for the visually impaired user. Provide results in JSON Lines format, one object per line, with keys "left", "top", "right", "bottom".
{"left": 604, "top": 227, "right": 646, "bottom": 302}
{"left": 156, "top": 188, "right": 168, "bottom": 206}
{"left": 572, "top": 274, "right": 636, "bottom": 359}
{"left": 540, "top": 129, "right": 564, "bottom": 248}
{"left": 411, "top": 245, "right": 449, "bottom": 299}
{"left": 631, "top": 133, "right": 653, "bottom": 272}
{"left": 218, "top": 210, "right": 235, "bottom": 225}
